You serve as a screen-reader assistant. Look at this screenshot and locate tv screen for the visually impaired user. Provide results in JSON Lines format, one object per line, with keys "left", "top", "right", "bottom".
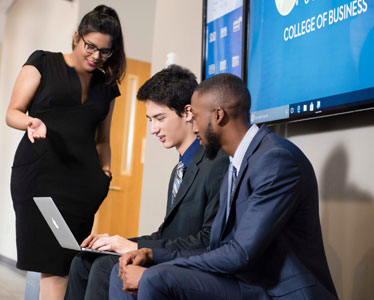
{"left": 247, "top": 0, "right": 374, "bottom": 124}
{"left": 202, "top": 0, "right": 245, "bottom": 79}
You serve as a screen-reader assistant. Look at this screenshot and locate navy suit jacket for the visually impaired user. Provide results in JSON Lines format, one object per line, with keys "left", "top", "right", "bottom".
{"left": 153, "top": 125, "right": 338, "bottom": 298}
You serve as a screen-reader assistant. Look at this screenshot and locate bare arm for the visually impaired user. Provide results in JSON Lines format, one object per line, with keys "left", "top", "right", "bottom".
{"left": 6, "top": 65, "right": 46, "bottom": 143}
{"left": 95, "top": 100, "right": 115, "bottom": 176}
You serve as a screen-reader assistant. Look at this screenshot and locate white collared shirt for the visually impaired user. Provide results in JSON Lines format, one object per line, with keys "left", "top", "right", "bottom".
{"left": 230, "top": 124, "right": 259, "bottom": 176}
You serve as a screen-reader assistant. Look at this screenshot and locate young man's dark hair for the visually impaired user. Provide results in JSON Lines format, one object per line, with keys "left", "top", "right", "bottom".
{"left": 137, "top": 64, "right": 198, "bottom": 116}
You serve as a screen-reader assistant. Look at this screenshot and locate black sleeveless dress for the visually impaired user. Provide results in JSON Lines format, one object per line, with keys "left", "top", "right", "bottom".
{"left": 11, "top": 50, "right": 120, "bottom": 276}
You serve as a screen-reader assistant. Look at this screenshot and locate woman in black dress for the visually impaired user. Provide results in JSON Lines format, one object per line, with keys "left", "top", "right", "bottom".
{"left": 6, "top": 5, "right": 126, "bottom": 299}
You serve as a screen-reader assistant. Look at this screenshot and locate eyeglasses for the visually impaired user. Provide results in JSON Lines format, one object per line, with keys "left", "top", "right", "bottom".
{"left": 81, "top": 36, "right": 113, "bottom": 59}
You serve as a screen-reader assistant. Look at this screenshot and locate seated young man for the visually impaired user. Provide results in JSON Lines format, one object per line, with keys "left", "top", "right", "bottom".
{"left": 64, "top": 65, "right": 228, "bottom": 300}
{"left": 109, "top": 73, "right": 338, "bottom": 300}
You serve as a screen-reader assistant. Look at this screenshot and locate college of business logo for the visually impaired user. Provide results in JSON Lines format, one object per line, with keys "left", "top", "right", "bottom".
{"left": 275, "top": 0, "right": 298, "bottom": 16}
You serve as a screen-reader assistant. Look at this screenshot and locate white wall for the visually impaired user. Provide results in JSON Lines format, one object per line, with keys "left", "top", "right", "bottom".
{"left": 138, "top": 0, "right": 203, "bottom": 235}
{"left": 284, "top": 112, "right": 374, "bottom": 300}
{"left": 78, "top": 0, "right": 156, "bottom": 63}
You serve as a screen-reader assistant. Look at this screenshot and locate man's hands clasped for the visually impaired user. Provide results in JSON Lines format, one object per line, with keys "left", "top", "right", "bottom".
{"left": 118, "top": 248, "right": 153, "bottom": 294}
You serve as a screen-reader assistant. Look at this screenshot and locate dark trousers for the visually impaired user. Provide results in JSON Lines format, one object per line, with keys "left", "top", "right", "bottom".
{"left": 109, "top": 263, "right": 268, "bottom": 300}
{"left": 109, "top": 263, "right": 338, "bottom": 300}
{"left": 65, "top": 253, "right": 119, "bottom": 300}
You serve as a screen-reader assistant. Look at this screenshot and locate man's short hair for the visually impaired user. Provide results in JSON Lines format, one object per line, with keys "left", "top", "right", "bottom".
{"left": 195, "top": 73, "right": 251, "bottom": 120}
{"left": 137, "top": 65, "right": 198, "bottom": 116}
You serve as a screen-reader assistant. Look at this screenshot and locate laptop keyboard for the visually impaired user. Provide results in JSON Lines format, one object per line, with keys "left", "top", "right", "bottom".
{"left": 81, "top": 247, "right": 122, "bottom": 256}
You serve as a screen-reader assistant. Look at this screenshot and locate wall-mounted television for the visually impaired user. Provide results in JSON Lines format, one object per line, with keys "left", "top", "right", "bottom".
{"left": 202, "top": 0, "right": 374, "bottom": 124}
{"left": 202, "top": 0, "right": 247, "bottom": 79}
{"left": 247, "top": 0, "right": 374, "bottom": 124}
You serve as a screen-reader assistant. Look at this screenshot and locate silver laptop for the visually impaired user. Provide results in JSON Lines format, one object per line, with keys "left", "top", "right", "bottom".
{"left": 33, "top": 197, "right": 121, "bottom": 256}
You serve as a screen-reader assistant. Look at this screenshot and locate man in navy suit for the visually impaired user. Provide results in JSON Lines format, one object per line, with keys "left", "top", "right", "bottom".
{"left": 109, "top": 73, "right": 338, "bottom": 299}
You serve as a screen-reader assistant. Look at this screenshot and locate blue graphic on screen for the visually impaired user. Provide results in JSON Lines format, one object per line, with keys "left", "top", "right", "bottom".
{"left": 248, "top": 0, "right": 374, "bottom": 123}
{"left": 205, "top": 3, "right": 243, "bottom": 78}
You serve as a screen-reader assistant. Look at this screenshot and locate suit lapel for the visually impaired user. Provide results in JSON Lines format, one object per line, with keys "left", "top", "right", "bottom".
{"left": 209, "top": 171, "right": 229, "bottom": 250}
{"left": 232, "top": 125, "right": 271, "bottom": 196}
{"left": 221, "top": 125, "right": 271, "bottom": 235}
{"left": 164, "top": 146, "right": 204, "bottom": 220}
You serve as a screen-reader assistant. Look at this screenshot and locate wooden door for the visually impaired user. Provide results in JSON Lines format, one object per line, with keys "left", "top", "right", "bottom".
{"left": 92, "top": 58, "right": 151, "bottom": 238}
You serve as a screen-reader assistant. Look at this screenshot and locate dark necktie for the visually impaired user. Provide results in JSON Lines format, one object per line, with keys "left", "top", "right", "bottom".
{"left": 226, "top": 163, "right": 237, "bottom": 222}
{"left": 171, "top": 161, "right": 185, "bottom": 205}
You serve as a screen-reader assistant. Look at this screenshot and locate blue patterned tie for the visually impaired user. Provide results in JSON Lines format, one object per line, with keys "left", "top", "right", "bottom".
{"left": 171, "top": 161, "right": 185, "bottom": 205}
{"left": 226, "top": 163, "right": 237, "bottom": 222}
